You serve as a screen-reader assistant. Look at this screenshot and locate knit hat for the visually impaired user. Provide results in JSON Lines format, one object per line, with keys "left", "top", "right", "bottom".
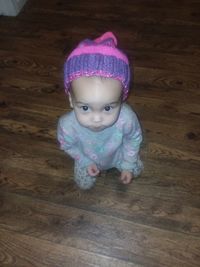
{"left": 64, "top": 32, "right": 130, "bottom": 100}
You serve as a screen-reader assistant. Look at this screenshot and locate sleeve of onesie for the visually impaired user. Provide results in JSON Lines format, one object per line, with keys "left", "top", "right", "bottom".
{"left": 120, "top": 110, "right": 143, "bottom": 170}
{"left": 57, "top": 117, "right": 94, "bottom": 167}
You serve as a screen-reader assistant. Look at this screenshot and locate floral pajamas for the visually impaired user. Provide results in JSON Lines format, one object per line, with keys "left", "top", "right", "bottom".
{"left": 57, "top": 104, "right": 143, "bottom": 189}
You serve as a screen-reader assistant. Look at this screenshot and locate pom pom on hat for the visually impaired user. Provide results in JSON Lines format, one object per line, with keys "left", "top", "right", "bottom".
{"left": 64, "top": 32, "right": 130, "bottom": 100}
{"left": 94, "top": 32, "right": 117, "bottom": 46}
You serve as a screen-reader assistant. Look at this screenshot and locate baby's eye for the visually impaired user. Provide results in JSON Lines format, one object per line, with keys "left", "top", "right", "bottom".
{"left": 104, "top": 105, "right": 112, "bottom": 112}
{"left": 81, "top": 105, "right": 89, "bottom": 111}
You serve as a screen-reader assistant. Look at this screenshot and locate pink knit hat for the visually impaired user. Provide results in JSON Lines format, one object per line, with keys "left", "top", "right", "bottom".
{"left": 64, "top": 32, "right": 130, "bottom": 100}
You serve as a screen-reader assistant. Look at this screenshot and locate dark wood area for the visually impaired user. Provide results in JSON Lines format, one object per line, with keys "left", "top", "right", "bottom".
{"left": 0, "top": 0, "right": 200, "bottom": 266}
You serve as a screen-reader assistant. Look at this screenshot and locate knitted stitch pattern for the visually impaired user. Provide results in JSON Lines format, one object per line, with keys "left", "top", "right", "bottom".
{"left": 64, "top": 32, "right": 130, "bottom": 100}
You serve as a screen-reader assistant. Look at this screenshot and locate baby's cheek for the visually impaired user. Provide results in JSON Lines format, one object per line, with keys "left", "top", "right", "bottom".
{"left": 77, "top": 114, "right": 89, "bottom": 126}
{"left": 106, "top": 113, "right": 119, "bottom": 125}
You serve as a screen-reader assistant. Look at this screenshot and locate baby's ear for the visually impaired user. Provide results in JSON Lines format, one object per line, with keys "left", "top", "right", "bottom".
{"left": 68, "top": 93, "right": 74, "bottom": 108}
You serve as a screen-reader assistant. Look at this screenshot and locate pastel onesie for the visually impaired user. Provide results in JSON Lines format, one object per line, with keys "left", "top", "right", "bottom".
{"left": 57, "top": 103, "right": 143, "bottom": 189}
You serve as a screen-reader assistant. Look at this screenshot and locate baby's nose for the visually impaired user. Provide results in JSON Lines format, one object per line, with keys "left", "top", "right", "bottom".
{"left": 92, "top": 113, "right": 102, "bottom": 123}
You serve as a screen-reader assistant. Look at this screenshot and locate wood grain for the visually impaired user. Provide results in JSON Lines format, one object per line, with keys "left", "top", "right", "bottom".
{"left": 0, "top": 0, "right": 200, "bottom": 266}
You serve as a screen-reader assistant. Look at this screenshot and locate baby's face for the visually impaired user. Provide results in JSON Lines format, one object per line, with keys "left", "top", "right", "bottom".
{"left": 69, "top": 77, "right": 122, "bottom": 132}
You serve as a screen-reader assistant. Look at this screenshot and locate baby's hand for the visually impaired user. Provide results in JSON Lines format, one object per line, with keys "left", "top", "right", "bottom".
{"left": 87, "top": 164, "right": 100, "bottom": 177}
{"left": 120, "top": 170, "right": 133, "bottom": 184}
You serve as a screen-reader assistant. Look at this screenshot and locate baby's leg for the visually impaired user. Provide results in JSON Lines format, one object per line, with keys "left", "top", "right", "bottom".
{"left": 74, "top": 161, "right": 96, "bottom": 190}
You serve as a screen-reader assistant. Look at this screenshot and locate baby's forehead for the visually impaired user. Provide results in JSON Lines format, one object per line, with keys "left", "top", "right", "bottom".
{"left": 73, "top": 93, "right": 121, "bottom": 106}
{"left": 73, "top": 89, "right": 122, "bottom": 106}
{"left": 72, "top": 76, "right": 122, "bottom": 87}
{"left": 71, "top": 76, "right": 122, "bottom": 99}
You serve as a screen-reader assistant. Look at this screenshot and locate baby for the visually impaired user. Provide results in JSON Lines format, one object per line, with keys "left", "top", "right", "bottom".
{"left": 57, "top": 32, "right": 143, "bottom": 190}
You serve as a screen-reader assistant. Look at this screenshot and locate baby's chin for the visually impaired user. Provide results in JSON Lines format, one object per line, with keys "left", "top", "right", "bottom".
{"left": 87, "top": 123, "right": 116, "bottom": 132}
{"left": 79, "top": 121, "right": 118, "bottom": 132}
{"left": 87, "top": 126, "right": 106, "bottom": 132}
{"left": 80, "top": 124, "right": 108, "bottom": 132}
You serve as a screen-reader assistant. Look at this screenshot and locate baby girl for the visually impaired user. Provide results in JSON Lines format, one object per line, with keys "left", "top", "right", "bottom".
{"left": 57, "top": 32, "right": 143, "bottom": 189}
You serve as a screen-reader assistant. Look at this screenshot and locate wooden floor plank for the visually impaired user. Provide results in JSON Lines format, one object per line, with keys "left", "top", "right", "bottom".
{"left": 1, "top": 192, "right": 200, "bottom": 267}
{"left": 1, "top": 138, "right": 200, "bottom": 239}
{"left": 0, "top": 0, "right": 200, "bottom": 266}
{"left": 0, "top": 228, "right": 142, "bottom": 267}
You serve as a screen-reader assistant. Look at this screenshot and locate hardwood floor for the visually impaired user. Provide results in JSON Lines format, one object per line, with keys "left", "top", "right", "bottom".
{"left": 0, "top": 0, "right": 200, "bottom": 266}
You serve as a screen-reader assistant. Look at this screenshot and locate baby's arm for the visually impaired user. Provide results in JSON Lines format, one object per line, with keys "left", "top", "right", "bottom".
{"left": 120, "top": 170, "right": 133, "bottom": 184}
{"left": 120, "top": 111, "right": 142, "bottom": 183}
{"left": 57, "top": 119, "right": 93, "bottom": 167}
{"left": 58, "top": 120, "right": 100, "bottom": 177}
